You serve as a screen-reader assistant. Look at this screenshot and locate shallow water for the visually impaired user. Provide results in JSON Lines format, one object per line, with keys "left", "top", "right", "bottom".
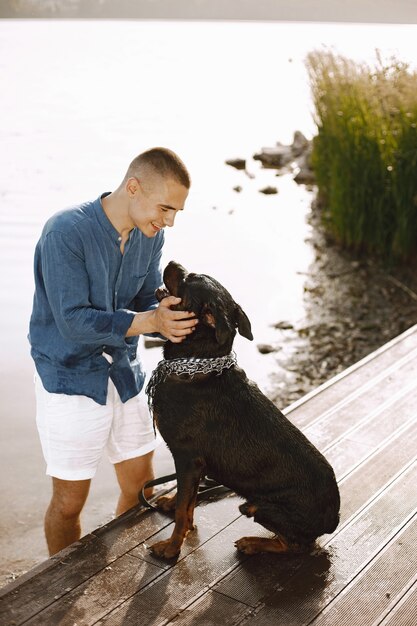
{"left": 1, "top": 19, "right": 416, "bottom": 585}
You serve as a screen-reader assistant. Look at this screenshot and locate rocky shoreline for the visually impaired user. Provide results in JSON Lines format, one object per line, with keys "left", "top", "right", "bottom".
{"left": 263, "top": 200, "right": 417, "bottom": 408}
{"left": 226, "top": 134, "right": 417, "bottom": 408}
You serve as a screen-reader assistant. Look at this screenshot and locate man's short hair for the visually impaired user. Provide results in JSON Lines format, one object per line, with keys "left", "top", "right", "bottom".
{"left": 125, "top": 147, "right": 191, "bottom": 189}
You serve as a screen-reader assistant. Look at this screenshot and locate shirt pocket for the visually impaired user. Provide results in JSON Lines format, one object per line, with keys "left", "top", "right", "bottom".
{"left": 124, "top": 273, "right": 148, "bottom": 308}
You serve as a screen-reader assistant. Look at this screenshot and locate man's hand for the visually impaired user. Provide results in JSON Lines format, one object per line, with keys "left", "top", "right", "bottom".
{"left": 126, "top": 296, "right": 198, "bottom": 341}
{"left": 152, "top": 296, "right": 198, "bottom": 342}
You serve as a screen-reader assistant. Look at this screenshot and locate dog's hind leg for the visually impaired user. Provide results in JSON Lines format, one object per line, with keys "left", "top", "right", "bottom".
{"left": 150, "top": 456, "right": 203, "bottom": 559}
{"left": 235, "top": 534, "right": 303, "bottom": 555}
{"left": 155, "top": 493, "right": 177, "bottom": 513}
{"left": 236, "top": 500, "right": 315, "bottom": 554}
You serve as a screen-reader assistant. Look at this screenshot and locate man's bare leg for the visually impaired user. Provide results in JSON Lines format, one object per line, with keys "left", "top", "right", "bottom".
{"left": 114, "top": 451, "right": 154, "bottom": 515}
{"left": 45, "top": 477, "right": 91, "bottom": 556}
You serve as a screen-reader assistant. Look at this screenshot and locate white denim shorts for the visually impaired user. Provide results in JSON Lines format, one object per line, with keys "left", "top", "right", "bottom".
{"left": 34, "top": 374, "right": 158, "bottom": 481}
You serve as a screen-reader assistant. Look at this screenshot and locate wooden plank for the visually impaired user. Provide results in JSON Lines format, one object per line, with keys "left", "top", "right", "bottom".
{"left": 212, "top": 463, "right": 416, "bottom": 619}
{"left": 165, "top": 590, "right": 252, "bottom": 625}
{"left": 23, "top": 554, "right": 164, "bottom": 626}
{"left": 286, "top": 325, "right": 417, "bottom": 428}
{"left": 95, "top": 516, "right": 272, "bottom": 625}
{"left": 324, "top": 396, "right": 417, "bottom": 481}
{"left": 16, "top": 495, "right": 245, "bottom": 626}
{"left": 98, "top": 464, "right": 417, "bottom": 625}
{"left": 208, "top": 420, "right": 417, "bottom": 612}
{"left": 91, "top": 502, "right": 175, "bottom": 561}
{"left": 0, "top": 507, "right": 174, "bottom": 625}
{"left": 335, "top": 421, "right": 417, "bottom": 528}
{"left": 129, "top": 494, "right": 242, "bottom": 571}
{"left": 0, "top": 532, "right": 110, "bottom": 625}
{"left": 304, "top": 517, "right": 417, "bottom": 626}
{"left": 376, "top": 578, "right": 417, "bottom": 626}
{"left": 209, "top": 418, "right": 417, "bottom": 617}
{"left": 245, "top": 518, "right": 417, "bottom": 626}
{"left": 300, "top": 363, "right": 417, "bottom": 447}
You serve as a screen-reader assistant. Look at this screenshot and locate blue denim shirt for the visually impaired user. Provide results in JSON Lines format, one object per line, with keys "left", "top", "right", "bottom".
{"left": 28, "top": 193, "right": 164, "bottom": 405}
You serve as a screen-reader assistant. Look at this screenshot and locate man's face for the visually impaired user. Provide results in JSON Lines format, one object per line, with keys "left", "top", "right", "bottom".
{"left": 127, "top": 176, "right": 188, "bottom": 238}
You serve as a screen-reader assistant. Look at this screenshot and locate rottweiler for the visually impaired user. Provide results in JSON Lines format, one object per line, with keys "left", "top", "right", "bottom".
{"left": 147, "top": 261, "right": 340, "bottom": 559}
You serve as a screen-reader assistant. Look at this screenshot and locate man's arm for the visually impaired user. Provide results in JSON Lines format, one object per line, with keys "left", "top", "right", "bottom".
{"left": 42, "top": 230, "right": 197, "bottom": 345}
{"left": 41, "top": 231, "right": 134, "bottom": 346}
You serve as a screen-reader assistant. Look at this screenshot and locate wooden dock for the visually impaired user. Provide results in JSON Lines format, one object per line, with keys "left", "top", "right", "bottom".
{"left": 1, "top": 325, "right": 417, "bottom": 626}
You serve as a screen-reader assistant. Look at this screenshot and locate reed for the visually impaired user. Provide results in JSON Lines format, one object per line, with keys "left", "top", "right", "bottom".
{"left": 306, "top": 50, "right": 417, "bottom": 261}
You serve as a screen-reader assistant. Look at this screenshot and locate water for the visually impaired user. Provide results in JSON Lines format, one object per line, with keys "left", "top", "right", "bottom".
{"left": 0, "top": 19, "right": 416, "bottom": 583}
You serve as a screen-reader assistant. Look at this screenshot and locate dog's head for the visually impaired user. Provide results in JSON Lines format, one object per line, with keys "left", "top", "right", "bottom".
{"left": 157, "top": 261, "right": 253, "bottom": 349}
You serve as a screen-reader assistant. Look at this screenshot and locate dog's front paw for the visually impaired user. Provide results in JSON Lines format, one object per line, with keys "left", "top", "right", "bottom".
{"left": 235, "top": 536, "right": 261, "bottom": 555}
{"left": 155, "top": 494, "right": 176, "bottom": 513}
{"left": 150, "top": 539, "right": 180, "bottom": 559}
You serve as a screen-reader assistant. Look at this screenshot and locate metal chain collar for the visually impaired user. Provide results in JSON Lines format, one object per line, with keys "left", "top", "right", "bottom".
{"left": 145, "top": 352, "right": 237, "bottom": 414}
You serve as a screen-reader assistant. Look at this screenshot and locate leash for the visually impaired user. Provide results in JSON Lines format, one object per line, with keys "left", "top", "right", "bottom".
{"left": 139, "top": 473, "right": 231, "bottom": 511}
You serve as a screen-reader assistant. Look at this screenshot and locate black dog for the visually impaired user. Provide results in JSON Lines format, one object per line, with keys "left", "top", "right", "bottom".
{"left": 147, "top": 261, "right": 340, "bottom": 559}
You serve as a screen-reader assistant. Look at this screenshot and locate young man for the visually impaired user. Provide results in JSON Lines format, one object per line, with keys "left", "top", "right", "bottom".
{"left": 29, "top": 147, "right": 197, "bottom": 555}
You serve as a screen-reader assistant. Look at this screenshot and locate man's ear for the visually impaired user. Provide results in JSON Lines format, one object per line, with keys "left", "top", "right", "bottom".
{"left": 235, "top": 304, "right": 253, "bottom": 340}
{"left": 125, "top": 176, "right": 140, "bottom": 198}
{"left": 163, "top": 261, "right": 188, "bottom": 297}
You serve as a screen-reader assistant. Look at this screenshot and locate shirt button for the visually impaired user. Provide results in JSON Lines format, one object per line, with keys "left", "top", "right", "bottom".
{"left": 118, "top": 236, "right": 122, "bottom": 242}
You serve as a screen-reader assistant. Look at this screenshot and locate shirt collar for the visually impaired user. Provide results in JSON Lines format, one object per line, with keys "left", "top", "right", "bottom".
{"left": 92, "top": 192, "right": 128, "bottom": 245}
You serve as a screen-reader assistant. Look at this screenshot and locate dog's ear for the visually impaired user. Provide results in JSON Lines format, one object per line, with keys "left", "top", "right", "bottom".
{"left": 235, "top": 304, "right": 253, "bottom": 340}
{"left": 202, "top": 304, "right": 232, "bottom": 345}
{"left": 155, "top": 287, "right": 170, "bottom": 302}
{"left": 163, "top": 261, "right": 188, "bottom": 297}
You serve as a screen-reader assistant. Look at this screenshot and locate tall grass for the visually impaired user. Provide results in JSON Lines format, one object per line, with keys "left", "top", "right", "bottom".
{"left": 306, "top": 50, "right": 417, "bottom": 261}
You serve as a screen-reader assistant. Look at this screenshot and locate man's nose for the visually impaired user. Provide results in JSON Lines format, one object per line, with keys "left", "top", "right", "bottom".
{"left": 164, "top": 212, "right": 176, "bottom": 227}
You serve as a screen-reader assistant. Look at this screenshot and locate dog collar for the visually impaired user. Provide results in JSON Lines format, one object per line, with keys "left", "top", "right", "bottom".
{"left": 145, "top": 352, "right": 237, "bottom": 413}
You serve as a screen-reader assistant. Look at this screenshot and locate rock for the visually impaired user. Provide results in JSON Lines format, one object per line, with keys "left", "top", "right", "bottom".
{"left": 272, "top": 321, "right": 294, "bottom": 330}
{"left": 257, "top": 343, "right": 278, "bottom": 354}
{"left": 233, "top": 185, "right": 242, "bottom": 193}
{"left": 253, "top": 131, "right": 315, "bottom": 185}
{"left": 293, "top": 143, "right": 316, "bottom": 185}
{"left": 225, "top": 158, "right": 246, "bottom": 170}
{"left": 259, "top": 186, "right": 278, "bottom": 195}
{"left": 291, "top": 131, "right": 309, "bottom": 157}
{"left": 253, "top": 144, "right": 294, "bottom": 168}
{"left": 294, "top": 167, "right": 316, "bottom": 185}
